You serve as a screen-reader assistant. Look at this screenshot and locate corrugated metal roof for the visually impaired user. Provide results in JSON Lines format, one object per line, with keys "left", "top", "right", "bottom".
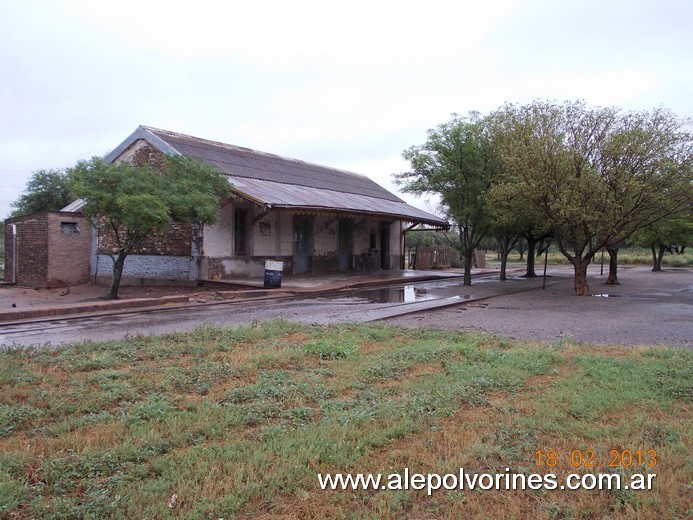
{"left": 61, "top": 198, "right": 86, "bottom": 212}
{"left": 228, "top": 176, "right": 446, "bottom": 226}
{"left": 147, "top": 128, "right": 404, "bottom": 203}
{"left": 104, "top": 126, "right": 448, "bottom": 227}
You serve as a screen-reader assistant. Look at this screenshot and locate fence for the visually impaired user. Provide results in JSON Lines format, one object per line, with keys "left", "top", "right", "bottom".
{"left": 410, "top": 246, "right": 453, "bottom": 269}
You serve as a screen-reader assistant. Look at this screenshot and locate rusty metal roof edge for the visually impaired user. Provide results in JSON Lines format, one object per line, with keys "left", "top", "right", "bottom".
{"left": 230, "top": 188, "right": 267, "bottom": 207}
{"left": 265, "top": 203, "right": 448, "bottom": 227}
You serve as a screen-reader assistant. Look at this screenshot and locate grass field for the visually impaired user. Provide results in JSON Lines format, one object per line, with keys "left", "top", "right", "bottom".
{"left": 495, "top": 247, "right": 693, "bottom": 268}
{"left": 1, "top": 321, "right": 690, "bottom": 519}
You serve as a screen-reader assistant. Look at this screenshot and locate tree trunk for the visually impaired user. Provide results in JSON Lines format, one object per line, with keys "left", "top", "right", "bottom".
{"left": 524, "top": 236, "right": 538, "bottom": 278}
{"left": 107, "top": 252, "right": 127, "bottom": 300}
{"left": 496, "top": 233, "right": 518, "bottom": 282}
{"left": 650, "top": 244, "right": 658, "bottom": 271}
{"left": 605, "top": 248, "right": 619, "bottom": 285}
{"left": 463, "top": 249, "right": 473, "bottom": 286}
{"left": 573, "top": 258, "right": 591, "bottom": 296}
{"left": 652, "top": 243, "right": 666, "bottom": 272}
{"left": 500, "top": 252, "right": 508, "bottom": 281}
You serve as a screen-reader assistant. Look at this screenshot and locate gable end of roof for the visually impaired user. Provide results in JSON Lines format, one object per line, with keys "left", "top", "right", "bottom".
{"left": 104, "top": 126, "right": 181, "bottom": 163}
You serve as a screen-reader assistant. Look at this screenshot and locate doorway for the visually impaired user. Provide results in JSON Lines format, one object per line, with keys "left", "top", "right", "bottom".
{"left": 380, "top": 225, "right": 390, "bottom": 269}
{"left": 293, "top": 216, "right": 313, "bottom": 274}
{"left": 338, "top": 218, "right": 354, "bottom": 271}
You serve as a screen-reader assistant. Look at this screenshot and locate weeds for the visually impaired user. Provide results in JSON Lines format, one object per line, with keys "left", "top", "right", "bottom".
{"left": 0, "top": 322, "right": 689, "bottom": 519}
{"left": 304, "top": 337, "right": 359, "bottom": 359}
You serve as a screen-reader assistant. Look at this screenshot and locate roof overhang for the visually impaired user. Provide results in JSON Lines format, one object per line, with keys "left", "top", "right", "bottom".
{"left": 229, "top": 176, "right": 449, "bottom": 228}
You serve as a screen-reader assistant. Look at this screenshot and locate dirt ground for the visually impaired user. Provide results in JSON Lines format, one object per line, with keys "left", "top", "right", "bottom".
{"left": 385, "top": 265, "right": 692, "bottom": 348}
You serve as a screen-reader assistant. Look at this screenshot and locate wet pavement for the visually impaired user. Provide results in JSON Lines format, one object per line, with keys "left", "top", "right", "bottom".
{"left": 385, "top": 266, "right": 692, "bottom": 348}
{"left": 0, "top": 268, "right": 553, "bottom": 348}
{"left": 1, "top": 265, "right": 690, "bottom": 348}
{"left": 0, "top": 267, "right": 489, "bottom": 324}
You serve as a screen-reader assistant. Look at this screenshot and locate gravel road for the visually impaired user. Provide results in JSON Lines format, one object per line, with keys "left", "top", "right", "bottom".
{"left": 383, "top": 265, "right": 692, "bottom": 348}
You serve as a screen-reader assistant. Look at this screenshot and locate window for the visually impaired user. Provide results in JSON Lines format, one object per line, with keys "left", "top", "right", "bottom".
{"left": 234, "top": 209, "right": 247, "bottom": 255}
{"left": 60, "top": 222, "right": 79, "bottom": 234}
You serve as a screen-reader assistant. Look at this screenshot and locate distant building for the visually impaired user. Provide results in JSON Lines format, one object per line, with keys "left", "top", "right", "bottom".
{"left": 6, "top": 126, "right": 448, "bottom": 287}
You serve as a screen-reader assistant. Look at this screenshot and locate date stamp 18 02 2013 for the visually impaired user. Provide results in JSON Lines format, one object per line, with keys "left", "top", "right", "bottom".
{"left": 535, "top": 449, "right": 658, "bottom": 469}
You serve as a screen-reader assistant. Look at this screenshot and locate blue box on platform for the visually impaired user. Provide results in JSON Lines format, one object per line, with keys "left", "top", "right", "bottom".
{"left": 263, "top": 260, "right": 283, "bottom": 289}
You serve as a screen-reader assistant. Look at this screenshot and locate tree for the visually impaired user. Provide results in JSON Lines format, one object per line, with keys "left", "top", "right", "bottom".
{"left": 395, "top": 114, "right": 496, "bottom": 285}
{"left": 603, "top": 240, "right": 626, "bottom": 285}
{"left": 489, "top": 100, "right": 692, "bottom": 295}
{"left": 72, "top": 155, "right": 232, "bottom": 299}
{"left": 10, "top": 169, "right": 74, "bottom": 217}
{"left": 632, "top": 216, "right": 693, "bottom": 271}
{"left": 487, "top": 179, "right": 552, "bottom": 278}
{"left": 405, "top": 230, "right": 460, "bottom": 249}
{"left": 515, "top": 239, "right": 526, "bottom": 260}
{"left": 489, "top": 223, "right": 520, "bottom": 281}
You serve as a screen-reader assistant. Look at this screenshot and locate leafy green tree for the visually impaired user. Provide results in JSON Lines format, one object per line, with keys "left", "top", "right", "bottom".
{"left": 405, "top": 230, "right": 460, "bottom": 249}
{"left": 395, "top": 113, "right": 496, "bottom": 285}
{"left": 632, "top": 216, "right": 692, "bottom": 271}
{"left": 488, "top": 179, "right": 552, "bottom": 278}
{"left": 10, "top": 169, "right": 74, "bottom": 217}
{"left": 489, "top": 100, "right": 692, "bottom": 295}
{"left": 489, "top": 222, "right": 520, "bottom": 281}
{"left": 72, "top": 155, "right": 232, "bottom": 299}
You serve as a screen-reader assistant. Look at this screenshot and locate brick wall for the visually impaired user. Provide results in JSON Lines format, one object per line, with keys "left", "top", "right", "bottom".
{"left": 96, "top": 254, "right": 191, "bottom": 279}
{"left": 96, "top": 141, "right": 193, "bottom": 258}
{"left": 3, "top": 222, "right": 13, "bottom": 283}
{"left": 97, "top": 221, "right": 192, "bottom": 257}
{"left": 4, "top": 213, "right": 48, "bottom": 286}
{"left": 129, "top": 142, "right": 167, "bottom": 169}
{"left": 46, "top": 213, "right": 91, "bottom": 286}
{"left": 4, "top": 212, "right": 90, "bottom": 287}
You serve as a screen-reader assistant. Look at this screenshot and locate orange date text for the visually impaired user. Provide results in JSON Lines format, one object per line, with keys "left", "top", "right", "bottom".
{"left": 534, "top": 449, "right": 658, "bottom": 468}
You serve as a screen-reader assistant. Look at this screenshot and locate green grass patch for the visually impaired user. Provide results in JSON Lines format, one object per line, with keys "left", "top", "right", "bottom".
{"left": 496, "top": 246, "right": 693, "bottom": 268}
{"left": 0, "top": 321, "right": 689, "bottom": 518}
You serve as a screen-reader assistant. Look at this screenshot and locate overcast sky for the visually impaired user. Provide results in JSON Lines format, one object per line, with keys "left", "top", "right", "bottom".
{"left": 1, "top": 0, "right": 691, "bottom": 219}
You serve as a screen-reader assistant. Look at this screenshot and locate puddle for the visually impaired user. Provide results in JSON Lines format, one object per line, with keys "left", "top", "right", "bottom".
{"left": 350, "top": 285, "right": 440, "bottom": 303}
{"left": 340, "top": 276, "right": 509, "bottom": 304}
